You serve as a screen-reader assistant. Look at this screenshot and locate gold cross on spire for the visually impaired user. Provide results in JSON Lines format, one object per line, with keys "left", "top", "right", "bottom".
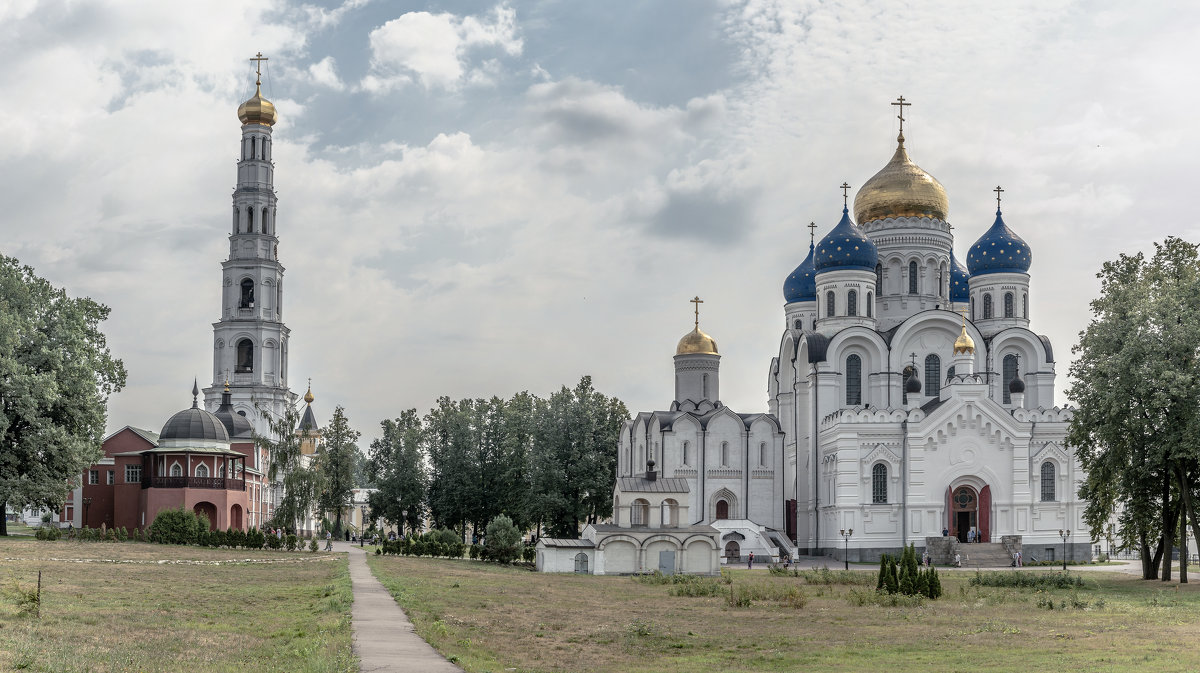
{"left": 840, "top": 182, "right": 851, "bottom": 207}
{"left": 690, "top": 296, "right": 704, "bottom": 329}
{"left": 892, "top": 95, "right": 911, "bottom": 134}
{"left": 808, "top": 221, "right": 817, "bottom": 245}
{"left": 250, "top": 52, "right": 268, "bottom": 85}
{"left": 994, "top": 185, "right": 1004, "bottom": 211}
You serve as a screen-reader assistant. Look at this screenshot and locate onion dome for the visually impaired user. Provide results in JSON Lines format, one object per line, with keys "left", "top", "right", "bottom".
{"left": 949, "top": 250, "right": 970, "bottom": 303}
{"left": 953, "top": 324, "right": 976, "bottom": 355}
{"left": 853, "top": 133, "right": 949, "bottom": 224}
{"left": 967, "top": 209, "right": 1031, "bottom": 276}
{"left": 213, "top": 380, "right": 253, "bottom": 439}
{"left": 1008, "top": 376, "right": 1026, "bottom": 394}
{"left": 159, "top": 381, "right": 230, "bottom": 443}
{"left": 783, "top": 242, "right": 817, "bottom": 303}
{"left": 905, "top": 373, "right": 923, "bottom": 394}
{"left": 814, "top": 206, "right": 878, "bottom": 273}
{"left": 676, "top": 327, "right": 718, "bottom": 355}
{"left": 237, "top": 79, "right": 277, "bottom": 127}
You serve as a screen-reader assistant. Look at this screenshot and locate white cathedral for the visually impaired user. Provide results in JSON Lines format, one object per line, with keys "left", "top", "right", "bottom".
{"left": 538, "top": 105, "right": 1088, "bottom": 574}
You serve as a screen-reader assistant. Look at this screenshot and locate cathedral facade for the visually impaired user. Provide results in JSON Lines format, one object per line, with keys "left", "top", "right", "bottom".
{"left": 544, "top": 106, "right": 1090, "bottom": 574}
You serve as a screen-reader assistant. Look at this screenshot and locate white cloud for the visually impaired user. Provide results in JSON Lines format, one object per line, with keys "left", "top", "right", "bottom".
{"left": 307, "top": 56, "right": 344, "bottom": 90}
{"left": 361, "top": 3, "right": 523, "bottom": 92}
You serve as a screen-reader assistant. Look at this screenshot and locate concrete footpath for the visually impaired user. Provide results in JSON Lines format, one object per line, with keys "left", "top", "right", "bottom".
{"left": 338, "top": 541, "right": 463, "bottom": 672}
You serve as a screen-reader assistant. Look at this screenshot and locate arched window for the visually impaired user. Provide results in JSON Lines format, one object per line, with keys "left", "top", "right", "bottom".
{"left": 970, "top": 296, "right": 976, "bottom": 320}
{"left": 236, "top": 338, "right": 254, "bottom": 373}
{"left": 251, "top": 137, "right": 256, "bottom": 160}
{"left": 908, "top": 261, "right": 919, "bottom": 294}
{"left": 247, "top": 208, "right": 254, "bottom": 233}
{"left": 983, "top": 293, "right": 993, "bottom": 319}
{"left": 827, "top": 291, "right": 836, "bottom": 317}
{"left": 847, "top": 289, "right": 858, "bottom": 316}
{"left": 240, "top": 279, "right": 255, "bottom": 308}
{"left": 866, "top": 292, "right": 873, "bottom": 317}
{"left": 1004, "top": 292, "right": 1014, "bottom": 318}
{"left": 195, "top": 463, "right": 209, "bottom": 478}
{"left": 682, "top": 441, "right": 690, "bottom": 466}
{"left": 924, "top": 354, "right": 940, "bottom": 395}
{"left": 759, "top": 442, "right": 767, "bottom": 466}
{"left": 872, "top": 463, "right": 888, "bottom": 503}
{"left": 1040, "top": 461, "right": 1056, "bottom": 501}
{"left": 1023, "top": 293, "right": 1028, "bottom": 318}
{"left": 845, "top": 354, "right": 862, "bottom": 406}
{"left": 716, "top": 499, "right": 730, "bottom": 520}
{"left": 262, "top": 208, "right": 270, "bottom": 235}
{"left": 170, "top": 463, "right": 182, "bottom": 477}
{"left": 1002, "top": 354, "right": 1019, "bottom": 404}
{"left": 702, "top": 373, "right": 709, "bottom": 399}
{"left": 720, "top": 442, "right": 730, "bottom": 467}
{"left": 794, "top": 319, "right": 802, "bottom": 330}
{"left": 875, "top": 263, "right": 883, "bottom": 294}
{"left": 662, "top": 499, "right": 679, "bottom": 527}
{"left": 631, "top": 499, "right": 650, "bottom": 526}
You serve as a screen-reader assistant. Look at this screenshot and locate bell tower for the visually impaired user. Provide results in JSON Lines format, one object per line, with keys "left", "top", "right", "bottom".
{"left": 203, "top": 53, "right": 297, "bottom": 436}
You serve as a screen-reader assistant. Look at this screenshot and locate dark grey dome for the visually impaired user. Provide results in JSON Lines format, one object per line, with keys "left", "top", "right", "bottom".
{"left": 213, "top": 387, "right": 254, "bottom": 439}
{"left": 1008, "top": 377, "right": 1025, "bottom": 394}
{"left": 160, "top": 407, "right": 230, "bottom": 443}
{"left": 905, "top": 374, "right": 923, "bottom": 394}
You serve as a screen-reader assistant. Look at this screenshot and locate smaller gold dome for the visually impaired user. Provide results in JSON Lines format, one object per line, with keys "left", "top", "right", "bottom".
{"left": 953, "top": 325, "right": 976, "bottom": 355}
{"left": 853, "top": 133, "right": 948, "bottom": 224}
{"left": 304, "top": 386, "right": 315, "bottom": 405}
{"left": 676, "top": 328, "right": 718, "bottom": 356}
{"left": 238, "top": 82, "right": 277, "bottom": 127}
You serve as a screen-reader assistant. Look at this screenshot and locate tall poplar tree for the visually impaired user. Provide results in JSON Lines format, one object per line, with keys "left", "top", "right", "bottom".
{"left": 317, "top": 405, "right": 359, "bottom": 535}
{"left": 368, "top": 409, "right": 426, "bottom": 535}
{"left": 1068, "top": 237, "right": 1200, "bottom": 580}
{"left": 0, "top": 256, "right": 126, "bottom": 536}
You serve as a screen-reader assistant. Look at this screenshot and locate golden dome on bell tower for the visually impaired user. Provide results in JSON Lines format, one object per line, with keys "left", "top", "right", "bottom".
{"left": 675, "top": 296, "right": 719, "bottom": 356}
{"left": 853, "top": 97, "right": 948, "bottom": 224}
{"left": 237, "top": 52, "right": 277, "bottom": 127}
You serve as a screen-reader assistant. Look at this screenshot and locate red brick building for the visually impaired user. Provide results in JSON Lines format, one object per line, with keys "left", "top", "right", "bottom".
{"left": 63, "top": 384, "right": 273, "bottom": 531}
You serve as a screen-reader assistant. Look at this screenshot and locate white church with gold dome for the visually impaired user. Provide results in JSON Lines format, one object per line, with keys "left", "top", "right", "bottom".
{"left": 540, "top": 100, "right": 1088, "bottom": 574}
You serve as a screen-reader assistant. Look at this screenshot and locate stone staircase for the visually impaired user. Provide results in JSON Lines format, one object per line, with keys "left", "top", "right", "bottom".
{"left": 925, "top": 536, "right": 1022, "bottom": 567}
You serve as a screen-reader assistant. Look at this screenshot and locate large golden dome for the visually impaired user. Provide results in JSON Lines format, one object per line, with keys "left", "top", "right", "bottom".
{"left": 676, "top": 327, "right": 718, "bottom": 356}
{"left": 853, "top": 133, "right": 948, "bottom": 224}
{"left": 237, "top": 81, "right": 277, "bottom": 127}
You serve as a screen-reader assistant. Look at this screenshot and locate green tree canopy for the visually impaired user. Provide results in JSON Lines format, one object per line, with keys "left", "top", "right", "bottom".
{"left": 255, "top": 403, "right": 318, "bottom": 533}
{"left": 316, "top": 405, "right": 359, "bottom": 535}
{"left": 0, "top": 256, "right": 126, "bottom": 536}
{"left": 368, "top": 409, "right": 427, "bottom": 535}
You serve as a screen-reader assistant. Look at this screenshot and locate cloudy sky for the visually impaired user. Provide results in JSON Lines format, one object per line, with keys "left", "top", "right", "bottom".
{"left": 2, "top": 0, "right": 1196, "bottom": 443}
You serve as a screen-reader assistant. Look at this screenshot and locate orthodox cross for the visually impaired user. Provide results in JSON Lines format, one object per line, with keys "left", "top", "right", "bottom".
{"left": 892, "top": 95, "right": 911, "bottom": 134}
{"left": 690, "top": 296, "right": 703, "bottom": 329}
{"left": 994, "top": 185, "right": 1004, "bottom": 210}
{"left": 808, "top": 221, "right": 817, "bottom": 245}
{"left": 910, "top": 352, "right": 918, "bottom": 368}
{"left": 250, "top": 52, "right": 269, "bottom": 84}
{"left": 840, "top": 182, "right": 851, "bottom": 207}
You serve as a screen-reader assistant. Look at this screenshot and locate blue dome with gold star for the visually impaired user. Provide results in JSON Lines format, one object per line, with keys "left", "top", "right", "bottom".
{"left": 783, "top": 242, "right": 817, "bottom": 303}
{"left": 814, "top": 207, "right": 878, "bottom": 273}
{"left": 968, "top": 209, "right": 1031, "bottom": 276}
{"left": 949, "top": 249, "right": 970, "bottom": 302}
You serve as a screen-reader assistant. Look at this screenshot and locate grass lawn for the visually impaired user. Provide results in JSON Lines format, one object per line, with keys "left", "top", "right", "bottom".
{"left": 0, "top": 536, "right": 355, "bottom": 673}
{"left": 368, "top": 555, "right": 1200, "bottom": 673}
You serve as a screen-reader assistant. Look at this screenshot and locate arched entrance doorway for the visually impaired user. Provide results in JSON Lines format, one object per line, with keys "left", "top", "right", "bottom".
{"left": 230, "top": 504, "right": 243, "bottom": 531}
{"left": 948, "top": 484, "right": 991, "bottom": 542}
{"left": 193, "top": 502, "right": 218, "bottom": 531}
{"left": 724, "top": 540, "right": 741, "bottom": 562}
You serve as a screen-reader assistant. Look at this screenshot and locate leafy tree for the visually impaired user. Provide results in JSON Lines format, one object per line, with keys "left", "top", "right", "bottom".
{"left": 425, "top": 397, "right": 476, "bottom": 532}
{"left": 0, "top": 256, "right": 127, "bottom": 536}
{"left": 368, "top": 409, "right": 427, "bottom": 535}
{"left": 316, "top": 405, "right": 359, "bottom": 536}
{"left": 1067, "top": 238, "right": 1200, "bottom": 580}
{"left": 255, "top": 403, "right": 319, "bottom": 533}
{"left": 352, "top": 444, "right": 373, "bottom": 488}
{"left": 530, "top": 376, "right": 629, "bottom": 538}
{"left": 484, "top": 513, "right": 522, "bottom": 563}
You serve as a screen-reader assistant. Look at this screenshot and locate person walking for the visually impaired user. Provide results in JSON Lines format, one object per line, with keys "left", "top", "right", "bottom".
{"left": 747, "top": 551, "right": 755, "bottom": 569}
{"left": 954, "top": 552, "right": 961, "bottom": 568}
{"left": 324, "top": 530, "right": 333, "bottom": 551}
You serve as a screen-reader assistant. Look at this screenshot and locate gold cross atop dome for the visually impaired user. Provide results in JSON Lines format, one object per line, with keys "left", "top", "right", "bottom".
{"left": 250, "top": 52, "right": 268, "bottom": 85}
{"left": 238, "top": 51, "right": 277, "bottom": 126}
{"left": 677, "top": 296, "right": 718, "bottom": 356}
{"left": 892, "top": 95, "right": 911, "bottom": 136}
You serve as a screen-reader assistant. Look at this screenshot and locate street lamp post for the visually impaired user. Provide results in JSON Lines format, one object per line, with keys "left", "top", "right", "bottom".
{"left": 82, "top": 497, "right": 92, "bottom": 527}
{"left": 361, "top": 504, "right": 367, "bottom": 548}
{"left": 401, "top": 509, "right": 408, "bottom": 539}
{"left": 840, "top": 528, "right": 853, "bottom": 571}
{"left": 1059, "top": 529, "right": 1071, "bottom": 571}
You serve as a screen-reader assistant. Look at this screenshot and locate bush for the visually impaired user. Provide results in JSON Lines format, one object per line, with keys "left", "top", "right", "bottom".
{"left": 265, "top": 532, "right": 282, "bottom": 550}
{"left": 308, "top": 538, "right": 319, "bottom": 552}
{"left": 875, "top": 545, "right": 941, "bottom": 599}
{"left": 285, "top": 534, "right": 298, "bottom": 552}
{"left": 434, "top": 528, "right": 461, "bottom": 546}
{"left": 245, "top": 528, "right": 265, "bottom": 549}
{"left": 969, "top": 571, "right": 1086, "bottom": 589}
{"left": 521, "top": 545, "right": 536, "bottom": 563}
{"left": 469, "top": 544, "right": 481, "bottom": 560}
{"left": 148, "top": 508, "right": 207, "bottom": 545}
{"left": 484, "top": 514, "right": 522, "bottom": 564}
